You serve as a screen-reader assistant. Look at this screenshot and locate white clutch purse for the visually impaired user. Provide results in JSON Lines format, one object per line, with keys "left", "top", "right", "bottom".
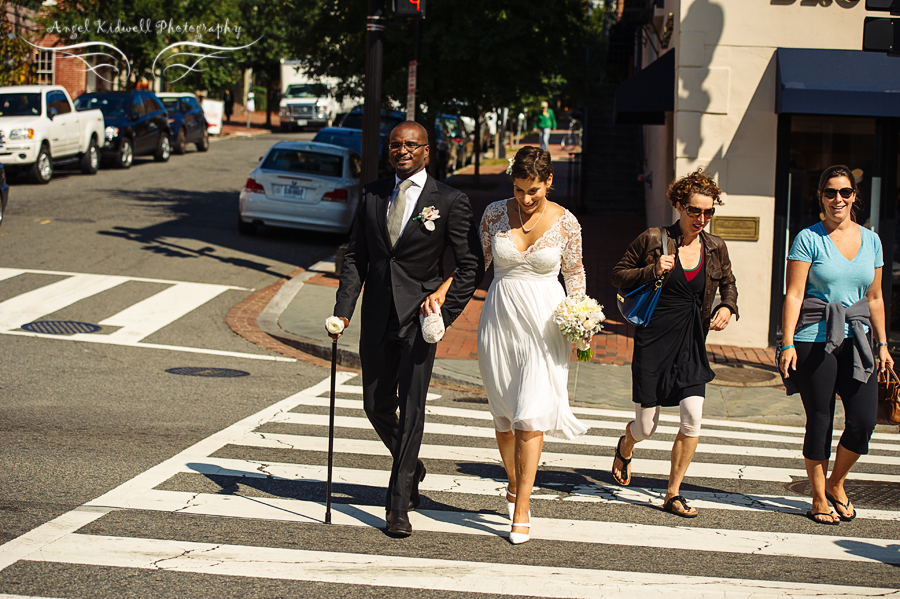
{"left": 420, "top": 308, "right": 445, "bottom": 343}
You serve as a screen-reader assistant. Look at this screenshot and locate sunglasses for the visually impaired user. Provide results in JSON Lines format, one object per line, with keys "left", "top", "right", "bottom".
{"left": 821, "top": 187, "right": 855, "bottom": 200}
{"left": 684, "top": 206, "right": 715, "bottom": 218}
{"left": 389, "top": 142, "right": 428, "bottom": 152}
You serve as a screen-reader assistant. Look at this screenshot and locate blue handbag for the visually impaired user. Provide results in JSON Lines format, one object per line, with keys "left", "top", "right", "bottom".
{"left": 616, "top": 228, "right": 668, "bottom": 327}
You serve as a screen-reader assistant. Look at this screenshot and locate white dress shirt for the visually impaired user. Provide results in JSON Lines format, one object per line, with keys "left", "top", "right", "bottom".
{"left": 387, "top": 168, "right": 428, "bottom": 238}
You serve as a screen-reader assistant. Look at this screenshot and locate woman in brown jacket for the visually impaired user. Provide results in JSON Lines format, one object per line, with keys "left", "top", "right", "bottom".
{"left": 610, "top": 169, "right": 738, "bottom": 517}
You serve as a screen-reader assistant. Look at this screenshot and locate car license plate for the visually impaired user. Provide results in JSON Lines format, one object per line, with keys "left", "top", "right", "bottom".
{"left": 295, "top": 119, "right": 307, "bottom": 126}
{"left": 274, "top": 184, "right": 307, "bottom": 200}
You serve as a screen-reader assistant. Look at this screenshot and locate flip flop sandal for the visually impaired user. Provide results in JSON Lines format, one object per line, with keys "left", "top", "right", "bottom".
{"left": 825, "top": 492, "right": 856, "bottom": 521}
{"left": 663, "top": 495, "right": 699, "bottom": 518}
{"left": 612, "top": 435, "right": 632, "bottom": 486}
{"left": 806, "top": 510, "right": 840, "bottom": 525}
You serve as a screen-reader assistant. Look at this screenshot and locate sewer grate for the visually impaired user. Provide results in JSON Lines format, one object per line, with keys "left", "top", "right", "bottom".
{"left": 785, "top": 479, "right": 900, "bottom": 507}
{"left": 21, "top": 320, "right": 100, "bottom": 335}
{"left": 165, "top": 367, "right": 250, "bottom": 378}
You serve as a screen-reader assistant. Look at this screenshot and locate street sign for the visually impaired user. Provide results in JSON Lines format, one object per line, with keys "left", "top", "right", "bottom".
{"left": 406, "top": 60, "right": 417, "bottom": 120}
{"left": 864, "top": 0, "right": 900, "bottom": 53}
{"left": 394, "top": 0, "right": 425, "bottom": 18}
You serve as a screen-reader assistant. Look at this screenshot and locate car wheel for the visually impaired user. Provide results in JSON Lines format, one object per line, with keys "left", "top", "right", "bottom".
{"left": 238, "top": 216, "right": 258, "bottom": 236}
{"left": 117, "top": 138, "right": 133, "bottom": 169}
{"left": 28, "top": 144, "right": 52, "bottom": 184}
{"left": 196, "top": 128, "right": 209, "bottom": 152}
{"left": 80, "top": 138, "right": 100, "bottom": 174}
{"left": 154, "top": 134, "right": 171, "bottom": 162}
{"left": 173, "top": 129, "right": 186, "bottom": 155}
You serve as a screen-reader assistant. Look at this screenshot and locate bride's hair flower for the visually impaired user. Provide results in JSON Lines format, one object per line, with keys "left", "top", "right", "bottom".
{"left": 505, "top": 157, "right": 515, "bottom": 175}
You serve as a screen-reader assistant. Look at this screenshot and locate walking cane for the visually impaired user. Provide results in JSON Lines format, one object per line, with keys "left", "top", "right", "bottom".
{"left": 326, "top": 336, "right": 338, "bottom": 524}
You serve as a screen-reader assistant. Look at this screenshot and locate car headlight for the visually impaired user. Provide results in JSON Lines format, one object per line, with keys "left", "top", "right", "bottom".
{"left": 8, "top": 128, "right": 34, "bottom": 140}
{"left": 317, "top": 107, "right": 327, "bottom": 118}
{"left": 105, "top": 126, "right": 119, "bottom": 140}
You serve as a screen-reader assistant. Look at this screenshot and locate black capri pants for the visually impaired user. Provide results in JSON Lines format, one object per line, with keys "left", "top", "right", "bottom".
{"left": 793, "top": 339, "right": 877, "bottom": 461}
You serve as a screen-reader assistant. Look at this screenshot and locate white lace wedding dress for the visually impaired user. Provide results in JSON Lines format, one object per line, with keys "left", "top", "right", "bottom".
{"left": 477, "top": 200, "right": 589, "bottom": 440}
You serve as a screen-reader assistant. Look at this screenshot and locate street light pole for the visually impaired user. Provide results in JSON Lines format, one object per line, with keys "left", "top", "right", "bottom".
{"left": 361, "top": 0, "right": 386, "bottom": 186}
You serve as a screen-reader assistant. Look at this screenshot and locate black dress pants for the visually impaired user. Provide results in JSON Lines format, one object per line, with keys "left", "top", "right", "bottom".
{"left": 359, "top": 304, "right": 436, "bottom": 511}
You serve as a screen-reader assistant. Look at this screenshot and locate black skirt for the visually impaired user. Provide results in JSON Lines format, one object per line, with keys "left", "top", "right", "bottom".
{"left": 631, "top": 257, "right": 714, "bottom": 407}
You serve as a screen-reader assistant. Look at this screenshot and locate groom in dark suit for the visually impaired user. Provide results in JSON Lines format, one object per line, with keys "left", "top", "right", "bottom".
{"left": 330, "top": 121, "right": 483, "bottom": 536}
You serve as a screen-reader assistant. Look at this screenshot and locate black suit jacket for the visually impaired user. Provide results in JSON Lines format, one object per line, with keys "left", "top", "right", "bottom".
{"left": 334, "top": 173, "right": 484, "bottom": 345}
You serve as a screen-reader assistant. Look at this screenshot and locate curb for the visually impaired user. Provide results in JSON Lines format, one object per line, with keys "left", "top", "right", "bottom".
{"left": 210, "top": 129, "right": 273, "bottom": 143}
{"left": 224, "top": 262, "right": 485, "bottom": 392}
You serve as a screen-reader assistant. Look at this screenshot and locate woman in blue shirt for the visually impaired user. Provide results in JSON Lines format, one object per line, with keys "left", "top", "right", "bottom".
{"left": 780, "top": 165, "right": 893, "bottom": 525}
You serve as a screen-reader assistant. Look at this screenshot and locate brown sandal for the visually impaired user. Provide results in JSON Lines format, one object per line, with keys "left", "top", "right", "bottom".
{"left": 612, "top": 435, "right": 632, "bottom": 486}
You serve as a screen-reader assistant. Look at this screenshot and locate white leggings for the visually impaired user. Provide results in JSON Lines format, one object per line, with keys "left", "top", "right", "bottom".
{"left": 629, "top": 396, "right": 704, "bottom": 441}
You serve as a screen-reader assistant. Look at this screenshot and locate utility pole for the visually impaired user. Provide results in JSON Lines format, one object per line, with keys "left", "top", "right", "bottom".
{"left": 361, "top": 0, "right": 386, "bottom": 186}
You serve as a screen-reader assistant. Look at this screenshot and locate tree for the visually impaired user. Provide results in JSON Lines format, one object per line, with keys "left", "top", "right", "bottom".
{"left": 0, "top": 1, "right": 34, "bottom": 86}
{"left": 291, "top": 0, "right": 599, "bottom": 177}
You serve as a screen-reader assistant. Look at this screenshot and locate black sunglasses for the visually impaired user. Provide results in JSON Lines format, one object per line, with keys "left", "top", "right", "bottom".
{"left": 821, "top": 187, "right": 855, "bottom": 200}
{"left": 389, "top": 142, "right": 428, "bottom": 152}
{"left": 685, "top": 206, "right": 715, "bottom": 218}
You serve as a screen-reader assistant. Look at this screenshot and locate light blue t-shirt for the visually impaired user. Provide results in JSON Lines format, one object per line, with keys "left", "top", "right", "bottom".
{"left": 788, "top": 222, "right": 883, "bottom": 342}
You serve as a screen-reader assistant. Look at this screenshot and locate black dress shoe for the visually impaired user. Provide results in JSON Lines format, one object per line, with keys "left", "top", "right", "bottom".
{"left": 409, "top": 460, "right": 427, "bottom": 510}
{"left": 385, "top": 510, "right": 413, "bottom": 537}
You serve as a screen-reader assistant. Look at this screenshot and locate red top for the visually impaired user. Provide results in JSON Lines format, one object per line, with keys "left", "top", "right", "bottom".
{"left": 684, "top": 242, "right": 704, "bottom": 282}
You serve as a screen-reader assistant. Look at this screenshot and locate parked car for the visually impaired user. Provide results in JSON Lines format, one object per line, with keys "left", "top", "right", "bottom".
{"left": 155, "top": 92, "right": 210, "bottom": 154}
{"left": 440, "top": 114, "right": 473, "bottom": 169}
{"left": 0, "top": 163, "right": 8, "bottom": 227}
{"left": 432, "top": 119, "right": 458, "bottom": 181}
{"left": 313, "top": 126, "right": 392, "bottom": 178}
{"left": 0, "top": 85, "right": 104, "bottom": 183}
{"left": 74, "top": 91, "right": 171, "bottom": 168}
{"left": 238, "top": 141, "right": 361, "bottom": 235}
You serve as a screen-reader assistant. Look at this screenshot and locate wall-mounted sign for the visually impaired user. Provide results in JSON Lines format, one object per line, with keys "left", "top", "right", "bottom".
{"left": 710, "top": 216, "right": 760, "bottom": 241}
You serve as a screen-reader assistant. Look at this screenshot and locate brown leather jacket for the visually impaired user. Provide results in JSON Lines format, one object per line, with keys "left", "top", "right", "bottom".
{"left": 611, "top": 222, "right": 739, "bottom": 328}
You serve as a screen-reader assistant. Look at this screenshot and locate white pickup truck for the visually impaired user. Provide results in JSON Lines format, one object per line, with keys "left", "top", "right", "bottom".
{"left": 0, "top": 85, "right": 105, "bottom": 184}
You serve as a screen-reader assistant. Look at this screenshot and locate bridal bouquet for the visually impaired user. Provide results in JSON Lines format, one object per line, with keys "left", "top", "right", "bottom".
{"left": 553, "top": 294, "right": 605, "bottom": 362}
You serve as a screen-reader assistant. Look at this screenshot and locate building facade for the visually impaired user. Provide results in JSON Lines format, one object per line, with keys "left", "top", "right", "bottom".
{"left": 616, "top": 0, "right": 900, "bottom": 349}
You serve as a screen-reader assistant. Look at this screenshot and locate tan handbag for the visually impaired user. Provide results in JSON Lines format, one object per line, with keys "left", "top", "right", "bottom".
{"left": 876, "top": 366, "right": 900, "bottom": 425}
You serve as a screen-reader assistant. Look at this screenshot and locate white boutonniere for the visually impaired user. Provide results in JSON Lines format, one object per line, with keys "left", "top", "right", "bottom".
{"left": 412, "top": 206, "right": 440, "bottom": 231}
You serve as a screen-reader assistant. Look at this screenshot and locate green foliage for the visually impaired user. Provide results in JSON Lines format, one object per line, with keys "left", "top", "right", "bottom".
{"left": 0, "top": 1, "right": 31, "bottom": 86}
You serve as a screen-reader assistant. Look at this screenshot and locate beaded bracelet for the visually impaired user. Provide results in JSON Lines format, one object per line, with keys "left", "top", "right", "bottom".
{"left": 877, "top": 343, "right": 888, "bottom": 347}
{"left": 780, "top": 344, "right": 795, "bottom": 351}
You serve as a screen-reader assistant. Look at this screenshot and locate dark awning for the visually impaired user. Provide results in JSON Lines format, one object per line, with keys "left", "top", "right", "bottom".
{"left": 614, "top": 49, "right": 674, "bottom": 125}
{"left": 776, "top": 48, "right": 900, "bottom": 117}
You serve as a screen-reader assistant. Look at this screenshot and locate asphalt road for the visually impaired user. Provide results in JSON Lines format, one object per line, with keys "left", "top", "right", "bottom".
{"left": 0, "top": 134, "right": 898, "bottom": 598}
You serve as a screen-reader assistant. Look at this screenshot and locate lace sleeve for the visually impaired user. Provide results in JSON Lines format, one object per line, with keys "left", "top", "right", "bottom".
{"left": 560, "top": 211, "right": 586, "bottom": 296}
{"left": 480, "top": 212, "right": 493, "bottom": 271}
{"left": 479, "top": 201, "right": 508, "bottom": 271}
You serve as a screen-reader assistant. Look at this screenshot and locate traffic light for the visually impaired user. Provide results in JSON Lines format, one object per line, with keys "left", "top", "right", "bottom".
{"left": 393, "top": 0, "right": 425, "bottom": 18}
{"left": 863, "top": 0, "right": 900, "bottom": 53}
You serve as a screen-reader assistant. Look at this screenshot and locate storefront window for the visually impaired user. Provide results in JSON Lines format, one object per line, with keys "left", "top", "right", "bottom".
{"left": 787, "top": 116, "right": 877, "bottom": 233}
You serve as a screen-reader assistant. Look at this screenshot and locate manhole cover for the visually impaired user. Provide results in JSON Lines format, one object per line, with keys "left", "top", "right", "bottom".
{"left": 710, "top": 364, "right": 780, "bottom": 387}
{"left": 165, "top": 367, "right": 250, "bottom": 378}
{"left": 785, "top": 480, "right": 900, "bottom": 507}
{"left": 21, "top": 320, "right": 100, "bottom": 335}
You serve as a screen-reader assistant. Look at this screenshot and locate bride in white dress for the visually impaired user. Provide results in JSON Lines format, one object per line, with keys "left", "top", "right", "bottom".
{"left": 422, "top": 147, "right": 588, "bottom": 544}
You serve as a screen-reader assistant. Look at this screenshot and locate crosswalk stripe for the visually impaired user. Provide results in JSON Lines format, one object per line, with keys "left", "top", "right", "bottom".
{"left": 294, "top": 396, "right": 900, "bottom": 459}
{"left": 85, "top": 491, "right": 900, "bottom": 564}
{"left": 97, "top": 282, "right": 233, "bottom": 343}
{"left": 0, "top": 267, "right": 25, "bottom": 283}
{"left": 0, "top": 273, "right": 129, "bottom": 331}
{"left": 269, "top": 413, "right": 900, "bottom": 482}
{"left": 25, "top": 533, "right": 899, "bottom": 597}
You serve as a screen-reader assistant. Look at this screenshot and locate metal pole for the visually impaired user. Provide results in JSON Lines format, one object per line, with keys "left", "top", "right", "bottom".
{"left": 325, "top": 338, "right": 338, "bottom": 524}
{"left": 361, "top": 0, "right": 386, "bottom": 186}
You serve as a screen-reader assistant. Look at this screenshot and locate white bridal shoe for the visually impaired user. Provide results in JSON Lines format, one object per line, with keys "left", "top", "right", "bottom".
{"left": 509, "top": 516, "right": 531, "bottom": 545}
